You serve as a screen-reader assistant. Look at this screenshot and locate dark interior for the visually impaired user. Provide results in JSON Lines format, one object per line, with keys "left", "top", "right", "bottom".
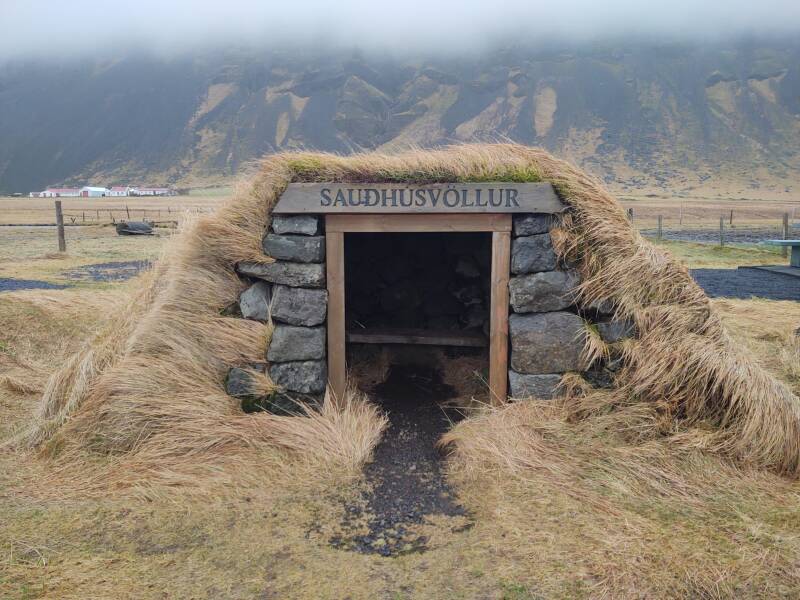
{"left": 344, "top": 232, "right": 492, "bottom": 341}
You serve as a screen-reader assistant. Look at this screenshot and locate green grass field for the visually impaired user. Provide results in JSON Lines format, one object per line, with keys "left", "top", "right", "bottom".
{"left": 651, "top": 239, "right": 787, "bottom": 268}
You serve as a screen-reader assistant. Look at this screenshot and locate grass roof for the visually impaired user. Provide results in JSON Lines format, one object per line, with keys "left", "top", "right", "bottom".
{"left": 18, "top": 143, "right": 800, "bottom": 491}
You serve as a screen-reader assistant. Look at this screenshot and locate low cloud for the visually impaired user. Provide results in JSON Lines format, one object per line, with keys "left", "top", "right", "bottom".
{"left": 2, "top": 0, "right": 800, "bottom": 61}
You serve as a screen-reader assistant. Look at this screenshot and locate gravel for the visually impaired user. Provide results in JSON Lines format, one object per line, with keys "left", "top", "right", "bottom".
{"left": 330, "top": 365, "right": 469, "bottom": 556}
{"left": 691, "top": 268, "right": 800, "bottom": 301}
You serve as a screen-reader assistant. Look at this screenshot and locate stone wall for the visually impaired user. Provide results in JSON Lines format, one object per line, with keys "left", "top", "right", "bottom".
{"left": 507, "top": 212, "right": 634, "bottom": 399}
{"left": 224, "top": 209, "right": 636, "bottom": 411}
{"left": 228, "top": 215, "right": 329, "bottom": 411}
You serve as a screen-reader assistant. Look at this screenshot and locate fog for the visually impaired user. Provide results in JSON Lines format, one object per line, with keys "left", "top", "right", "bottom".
{"left": 2, "top": 0, "right": 800, "bottom": 61}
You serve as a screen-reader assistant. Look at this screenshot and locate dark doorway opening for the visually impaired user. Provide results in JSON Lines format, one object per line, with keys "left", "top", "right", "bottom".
{"left": 344, "top": 231, "right": 491, "bottom": 402}
{"left": 344, "top": 232, "right": 492, "bottom": 339}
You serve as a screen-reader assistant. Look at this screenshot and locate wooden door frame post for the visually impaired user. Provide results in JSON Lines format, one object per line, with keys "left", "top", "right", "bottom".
{"left": 326, "top": 230, "right": 346, "bottom": 402}
{"left": 489, "top": 231, "right": 511, "bottom": 405}
{"left": 325, "top": 214, "right": 511, "bottom": 404}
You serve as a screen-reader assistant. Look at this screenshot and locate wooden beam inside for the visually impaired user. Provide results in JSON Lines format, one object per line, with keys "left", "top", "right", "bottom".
{"left": 325, "top": 228, "right": 346, "bottom": 403}
{"left": 326, "top": 213, "right": 511, "bottom": 233}
{"left": 489, "top": 230, "right": 511, "bottom": 405}
{"left": 346, "top": 328, "right": 487, "bottom": 347}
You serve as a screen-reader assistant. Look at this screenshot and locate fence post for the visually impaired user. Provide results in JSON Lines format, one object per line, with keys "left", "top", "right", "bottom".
{"left": 729, "top": 209, "right": 733, "bottom": 226}
{"left": 125, "top": 205, "right": 130, "bottom": 219}
{"left": 55, "top": 201, "right": 66, "bottom": 252}
{"left": 657, "top": 215, "right": 663, "bottom": 240}
{"left": 82, "top": 211, "right": 85, "bottom": 223}
{"left": 783, "top": 212, "right": 790, "bottom": 259}
{"left": 719, "top": 216, "right": 724, "bottom": 247}
{"left": 679, "top": 204, "right": 683, "bottom": 228}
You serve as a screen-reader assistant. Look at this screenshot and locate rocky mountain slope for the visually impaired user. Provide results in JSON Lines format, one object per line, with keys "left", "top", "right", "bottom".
{"left": 1, "top": 40, "right": 799, "bottom": 195}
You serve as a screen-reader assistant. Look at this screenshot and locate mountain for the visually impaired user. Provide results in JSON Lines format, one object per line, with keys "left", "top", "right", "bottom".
{"left": 1, "top": 40, "right": 799, "bottom": 196}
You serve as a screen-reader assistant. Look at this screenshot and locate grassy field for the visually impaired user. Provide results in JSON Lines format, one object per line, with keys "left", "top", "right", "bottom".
{"left": 2, "top": 202, "right": 800, "bottom": 598}
{"left": 619, "top": 195, "right": 800, "bottom": 231}
{"left": 0, "top": 226, "right": 163, "bottom": 285}
{"left": 0, "top": 193, "right": 227, "bottom": 287}
{"left": 0, "top": 194, "right": 227, "bottom": 226}
{"left": 651, "top": 239, "right": 787, "bottom": 268}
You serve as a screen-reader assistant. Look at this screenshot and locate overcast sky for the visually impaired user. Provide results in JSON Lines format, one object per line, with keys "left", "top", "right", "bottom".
{"left": 2, "top": 0, "right": 800, "bottom": 61}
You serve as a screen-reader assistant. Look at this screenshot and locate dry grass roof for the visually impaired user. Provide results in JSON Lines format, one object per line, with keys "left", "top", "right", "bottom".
{"left": 20, "top": 143, "right": 800, "bottom": 489}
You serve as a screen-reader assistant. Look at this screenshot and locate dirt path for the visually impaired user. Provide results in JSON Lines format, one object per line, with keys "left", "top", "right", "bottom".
{"left": 331, "top": 364, "right": 469, "bottom": 556}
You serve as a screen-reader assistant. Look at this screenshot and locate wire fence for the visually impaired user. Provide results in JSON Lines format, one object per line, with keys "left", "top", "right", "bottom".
{"left": 5, "top": 205, "right": 215, "bottom": 227}
{"left": 623, "top": 205, "right": 797, "bottom": 257}
{"left": 50, "top": 204, "right": 800, "bottom": 245}
{"left": 619, "top": 201, "right": 799, "bottom": 233}
{"left": 8, "top": 198, "right": 799, "bottom": 259}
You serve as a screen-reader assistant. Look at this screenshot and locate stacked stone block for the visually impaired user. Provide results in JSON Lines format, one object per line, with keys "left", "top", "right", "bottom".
{"left": 507, "top": 213, "right": 584, "bottom": 400}
{"left": 507, "top": 213, "right": 635, "bottom": 400}
{"left": 229, "top": 215, "right": 329, "bottom": 408}
{"left": 261, "top": 215, "right": 328, "bottom": 395}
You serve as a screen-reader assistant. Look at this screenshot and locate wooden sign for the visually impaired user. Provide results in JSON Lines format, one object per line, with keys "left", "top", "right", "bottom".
{"left": 273, "top": 182, "right": 564, "bottom": 214}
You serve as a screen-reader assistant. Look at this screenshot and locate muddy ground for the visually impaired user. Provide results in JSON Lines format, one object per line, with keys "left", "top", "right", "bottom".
{"left": 0, "top": 260, "right": 150, "bottom": 292}
{"left": 0, "top": 278, "right": 67, "bottom": 292}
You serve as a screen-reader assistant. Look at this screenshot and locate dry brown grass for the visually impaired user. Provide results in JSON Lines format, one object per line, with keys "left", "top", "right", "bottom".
{"left": 712, "top": 298, "right": 800, "bottom": 394}
{"left": 11, "top": 172, "right": 385, "bottom": 496}
{"left": 443, "top": 397, "right": 800, "bottom": 597}
{"left": 439, "top": 349, "right": 490, "bottom": 405}
{"left": 618, "top": 195, "right": 800, "bottom": 230}
{"left": 437, "top": 294, "right": 800, "bottom": 597}
{"left": 3, "top": 169, "right": 800, "bottom": 596}
{"left": 14, "top": 143, "right": 800, "bottom": 495}
{"left": 8, "top": 289, "right": 800, "bottom": 595}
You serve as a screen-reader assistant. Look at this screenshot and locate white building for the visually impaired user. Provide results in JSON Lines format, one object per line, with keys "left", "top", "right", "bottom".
{"left": 37, "top": 188, "right": 82, "bottom": 198}
{"left": 109, "top": 186, "right": 132, "bottom": 197}
{"left": 80, "top": 186, "right": 110, "bottom": 197}
{"left": 135, "top": 187, "right": 173, "bottom": 197}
